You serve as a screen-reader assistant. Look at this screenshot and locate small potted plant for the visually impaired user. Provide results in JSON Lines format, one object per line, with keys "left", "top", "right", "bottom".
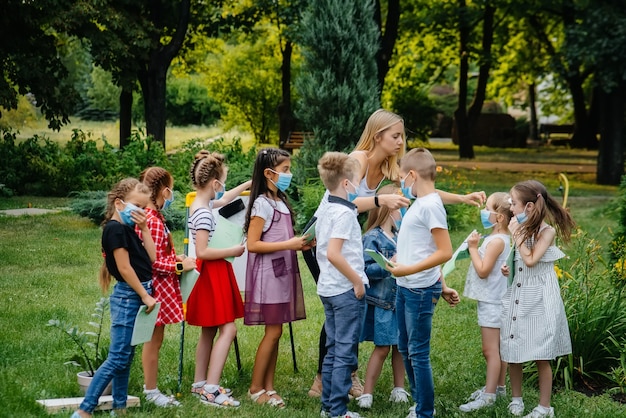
{"left": 48, "top": 296, "right": 111, "bottom": 394}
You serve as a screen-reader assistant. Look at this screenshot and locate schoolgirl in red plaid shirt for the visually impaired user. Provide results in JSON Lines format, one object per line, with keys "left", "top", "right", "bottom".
{"left": 136, "top": 167, "right": 197, "bottom": 407}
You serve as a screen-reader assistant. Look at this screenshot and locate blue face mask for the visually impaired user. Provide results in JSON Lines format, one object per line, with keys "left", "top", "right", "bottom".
{"left": 480, "top": 209, "right": 496, "bottom": 229}
{"left": 400, "top": 173, "right": 416, "bottom": 199}
{"left": 516, "top": 203, "right": 530, "bottom": 224}
{"left": 117, "top": 200, "right": 141, "bottom": 227}
{"left": 162, "top": 188, "right": 174, "bottom": 210}
{"left": 215, "top": 180, "right": 225, "bottom": 200}
{"left": 390, "top": 215, "right": 402, "bottom": 233}
{"left": 270, "top": 169, "right": 293, "bottom": 192}
{"left": 400, "top": 206, "right": 407, "bottom": 218}
{"left": 346, "top": 180, "right": 359, "bottom": 202}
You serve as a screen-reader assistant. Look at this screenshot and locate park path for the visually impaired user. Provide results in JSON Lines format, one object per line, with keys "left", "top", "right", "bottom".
{"left": 438, "top": 160, "right": 595, "bottom": 173}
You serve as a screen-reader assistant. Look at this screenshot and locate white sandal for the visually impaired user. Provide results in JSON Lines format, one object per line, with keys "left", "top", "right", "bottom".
{"left": 248, "top": 388, "right": 268, "bottom": 404}
{"left": 265, "top": 390, "right": 286, "bottom": 408}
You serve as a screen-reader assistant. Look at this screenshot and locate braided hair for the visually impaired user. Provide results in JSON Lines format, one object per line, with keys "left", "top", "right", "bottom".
{"left": 139, "top": 166, "right": 173, "bottom": 210}
{"left": 190, "top": 150, "right": 225, "bottom": 189}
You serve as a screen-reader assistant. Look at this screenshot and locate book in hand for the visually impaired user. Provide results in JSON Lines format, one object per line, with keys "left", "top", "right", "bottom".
{"left": 303, "top": 220, "right": 316, "bottom": 243}
{"left": 131, "top": 302, "right": 161, "bottom": 346}
{"left": 364, "top": 248, "right": 395, "bottom": 269}
{"left": 180, "top": 268, "right": 200, "bottom": 304}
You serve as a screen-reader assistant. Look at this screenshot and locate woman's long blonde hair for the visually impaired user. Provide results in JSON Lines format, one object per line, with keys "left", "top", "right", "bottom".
{"left": 354, "top": 109, "right": 405, "bottom": 182}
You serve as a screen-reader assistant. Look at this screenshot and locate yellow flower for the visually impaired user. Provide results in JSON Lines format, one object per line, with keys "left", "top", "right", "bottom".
{"left": 554, "top": 265, "right": 563, "bottom": 279}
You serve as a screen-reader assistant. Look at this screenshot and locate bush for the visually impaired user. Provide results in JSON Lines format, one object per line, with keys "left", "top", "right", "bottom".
{"left": 166, "top": 76, "right": 221, "bottom": 126}
{"left": 552, "top": 231, "right": 626, "bottom": 389}
{"left": 608, "top": 175, "right": 626, "bottom": 285}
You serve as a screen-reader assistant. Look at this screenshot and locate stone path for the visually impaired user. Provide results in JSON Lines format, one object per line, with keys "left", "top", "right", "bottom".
{"left": 0, "top": 208, "right": 61, "bottom": 216}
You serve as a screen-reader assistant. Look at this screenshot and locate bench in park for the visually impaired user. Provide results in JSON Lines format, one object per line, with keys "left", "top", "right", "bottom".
{"left": 280, "top": 131, "right": 313, "bottom": 152}
{"left": 540, "top": 123, "right": 575, "bottom": 145}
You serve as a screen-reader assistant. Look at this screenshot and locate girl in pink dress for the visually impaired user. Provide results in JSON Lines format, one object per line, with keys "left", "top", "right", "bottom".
{"left": 244, "top": 148, "right": 308, "bottom": 408}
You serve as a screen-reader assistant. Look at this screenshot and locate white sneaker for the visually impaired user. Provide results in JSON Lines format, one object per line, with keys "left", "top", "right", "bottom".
{"left": 356, "top": 393, "right": 373, "bottom": 408}
{"left": 406, "top": 404, "right": 417, "bottom": 418}
{"left": 508, "top": 399, "right": 525, "bottom": 416}
{"left": 389, "top": 387, "right": 410, "bottom": 403}
{"left": 468, "top": 385, "right": 506, "bottom": 400}
{"left": 331, "top": 411, "right": 362, "bottom": 418}
{"left": 459, "top": 393, "right": 496, "bottom": 412}
{"left": 320, "top": 410, "right": 331, "bottom": 418}
{"left": 143, "top": 387, "right": 181, "bottom": 407}
{"left": 523, "top": 406, "right": 555, "bottom": 418}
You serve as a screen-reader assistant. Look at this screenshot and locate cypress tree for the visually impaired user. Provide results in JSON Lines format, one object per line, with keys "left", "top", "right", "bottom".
{"left": 295, "top": 0, "right": 380, "bottom": 181}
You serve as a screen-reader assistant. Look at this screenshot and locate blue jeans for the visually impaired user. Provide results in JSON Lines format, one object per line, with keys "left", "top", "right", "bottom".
{"left": 320, "top": 289, "right": 365, "bottom": 416}
{"left": 80, "top": 280, "right": 152, "bottom": 412}
{"left": 396, "top": 281, "right": 441, "bottom": 418}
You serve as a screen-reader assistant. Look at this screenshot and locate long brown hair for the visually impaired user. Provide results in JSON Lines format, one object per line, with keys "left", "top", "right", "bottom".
{"left": 365, "top": 184, "right": 400, "bottom": 233}
{"left": 511, "top": 180, "right": 575, "bottom": 245}
{"left": 99, "top": 178, "right": 150, "bottom": 293}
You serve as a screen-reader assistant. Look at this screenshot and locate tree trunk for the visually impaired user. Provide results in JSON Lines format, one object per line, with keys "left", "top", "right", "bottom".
{"left": 567, "top": 74, "right": 593, "bottom": 149}
{"left": 140, "top": 0, "right": 190, "bottom": 148}
{"left": 528, "top": 83, "right": 539, "bottom": 141}
{"left": 278, "top": 40, "right": 294, "bottom": 146}
{"left": 374, "top": 0, "right": 400, "bottom": 91}
{"left": 456, "top": 0, "right": 474, "bottom": 159}
{"left": 596, "top": 84, "right": 625, "bottom": 185}
{"left": 119, "top": 88, "right": 132, "bottom": 148}
{"left": 467, "top": 5, "right": 495, "bottom": 131}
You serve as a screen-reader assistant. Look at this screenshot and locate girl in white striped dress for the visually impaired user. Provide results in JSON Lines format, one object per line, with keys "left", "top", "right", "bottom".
{"left": 501, "top": 180, "right": 575, "bottom": 418}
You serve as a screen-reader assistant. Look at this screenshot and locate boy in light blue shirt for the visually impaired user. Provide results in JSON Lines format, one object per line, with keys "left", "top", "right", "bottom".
{"left": 388, "top": 148, "right": 460, "bottom": 418}
{"left": 315, "top": 151, "right": 368, "bottom": 418}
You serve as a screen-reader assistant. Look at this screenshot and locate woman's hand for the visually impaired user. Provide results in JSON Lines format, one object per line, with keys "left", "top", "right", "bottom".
{"left": 462, "top": 191, "right": 487, "bottom": 207}
{"left": 380, "top": 193, "right": 410, "bottom": 210}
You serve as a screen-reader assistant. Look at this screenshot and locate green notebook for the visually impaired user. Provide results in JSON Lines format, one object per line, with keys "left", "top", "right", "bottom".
{"left": 303, "top": 220, "right": 316, "bottom": 243}
{"left": 364, "top": 248, "right": 395, "bottom": 269}
{"left": 180, "top": 268, "right": 200, "bottom": 304}
{"left": 131, "top": 302, "right": 161, "bottom": 346}
{"left": 507, "top": 245, "right": 516, "bottom": 286}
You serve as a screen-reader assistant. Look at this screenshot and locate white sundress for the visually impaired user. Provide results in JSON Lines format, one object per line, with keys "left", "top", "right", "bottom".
{"left": 500, "top": 239, "right": 572, "bottom": 363}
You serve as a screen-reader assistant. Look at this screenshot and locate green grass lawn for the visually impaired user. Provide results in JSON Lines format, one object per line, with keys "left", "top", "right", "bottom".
{"left": 1, "top": 185, "right": 625, "bottom": 417}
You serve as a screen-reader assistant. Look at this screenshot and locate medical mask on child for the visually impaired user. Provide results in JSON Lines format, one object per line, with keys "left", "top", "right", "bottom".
{"left": 480, "top": 209, "right": 496, "bottom": 229}
{"left": 117, "top": 200, "right": 140, "bottom": 227}
{"left": 400, "top": 173, "right": 416, "bottom": 199}
{"left": 346, "top": 180, "right": 360, "bottom": 202}
{"left": 214, "top": 180, "right": 226, "bottom": 200}
{"left": 269, "top": 169, "right": 293, "bottom": 192}
{"left": 163, "top": 188, "right": 175, "bottom": 210}
{"left": 516, "top": 203, "right": 530, "bottom": 224}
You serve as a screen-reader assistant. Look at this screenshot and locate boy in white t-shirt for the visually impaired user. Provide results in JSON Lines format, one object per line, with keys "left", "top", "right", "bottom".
{"left": 388, "top": 148, "right": 460, "bottom": 418}
{"left": 315, "top": 152, "right": 368, "bottom": 418}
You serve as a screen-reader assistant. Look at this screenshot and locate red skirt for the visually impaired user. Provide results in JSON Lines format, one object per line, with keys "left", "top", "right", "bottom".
{"left": 186, "top": 259, "right": 244, "bottom": 327}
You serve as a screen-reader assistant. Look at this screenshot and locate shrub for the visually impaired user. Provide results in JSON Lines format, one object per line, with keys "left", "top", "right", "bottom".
{"left": 608, "top": 175, "right": 626, "bottom": 285}
{"left": 166, "top": 76, "right": 221, "bottom": 126}
{"left": 553, "top": 231, "right": 626, "bottom": 388}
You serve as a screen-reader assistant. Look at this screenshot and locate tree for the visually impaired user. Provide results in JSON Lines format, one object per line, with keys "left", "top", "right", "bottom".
{"left": 295, "top": 0, "right": 380, "bottom": 157}
{"left": 0, "top": 0, "right": 79, "bottom": 130}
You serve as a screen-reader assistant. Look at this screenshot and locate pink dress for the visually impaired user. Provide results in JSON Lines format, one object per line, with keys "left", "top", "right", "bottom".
{"left": 244, "top": 198, "right": 306, "bottom": 325}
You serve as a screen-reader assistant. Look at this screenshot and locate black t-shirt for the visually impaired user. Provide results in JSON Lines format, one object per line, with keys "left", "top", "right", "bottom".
{"left": 102, "top": 220, "right": 152, "bottom": 283}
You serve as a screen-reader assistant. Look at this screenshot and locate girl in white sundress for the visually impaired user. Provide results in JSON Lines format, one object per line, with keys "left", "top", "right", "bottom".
{"left": 459, "top": 192, "right": 512, "bottom": 413}
{"left": 500, "top": 180, "right": 575, "bottom": 418}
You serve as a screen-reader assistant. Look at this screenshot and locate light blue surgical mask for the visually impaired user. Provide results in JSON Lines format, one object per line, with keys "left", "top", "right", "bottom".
{"left": 516, "top": 203, "right": 530, "bottom": 224}
{"left": 162, "top": 188, "right": 174, "bottom": 210}
{"left": 480, "top": 209, "right": 496, "bottom": 229}
{"left": 400, "top": 172, "right": 416, "bottom": 199}
{"left": 270, "top": 169, "right": 293, "bottom": 192}
{"left": 215, "top": 180, "right": 225, "bottom": 200}
{"left": 346, "top": 180, "right": 359, "bottom": 202}
{"left": 117, "top": 200, "right": 141, "bottom": 227}
{"left": 400, "top": 206, "right": 407, "bottom": 218}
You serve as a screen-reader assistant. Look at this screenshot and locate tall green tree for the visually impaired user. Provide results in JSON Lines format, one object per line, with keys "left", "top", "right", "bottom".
{"left": 1, "top": 0, "right": 79, "bottom": 130}
{"left": 295, "top": 0, "right": 380, "bottom": 161}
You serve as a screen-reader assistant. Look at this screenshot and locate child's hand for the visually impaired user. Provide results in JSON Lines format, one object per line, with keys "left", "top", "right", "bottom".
{"left": 463, "top": 191, "right": 487, "bottom": 207}
{"left": 467, "top": 230, "right": 481, "bottom": 247}
{"left": 353, "top": 282, "right": 365, "bottom": 300}
{"left": 132, "top": 208, "right": 148, "bottom": 229}
{"left": 442, "top": 286, "right": 460, "bottom": 307}
{"left": 142, "top": 294, "right": 158, "bottom": 313}
{"left": 182, "top": 256, "right": 197, "bottom": 272}
{"left": 501, "top": 263, "right": 510, "bottom": 277}
{"left": 387, "top": 263, "right": 408, "bottom": 277}
{"left": 287, "top": 236, "right": 309, "bottom": 251}
{"left": 508, "top": 217, "right": 520, "bottom": 235}
{"left": 230, "top": 244, "right": 246, "bottom": 257}
{"left": 302, "top": 238, "right": 316, "bottom": 252}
